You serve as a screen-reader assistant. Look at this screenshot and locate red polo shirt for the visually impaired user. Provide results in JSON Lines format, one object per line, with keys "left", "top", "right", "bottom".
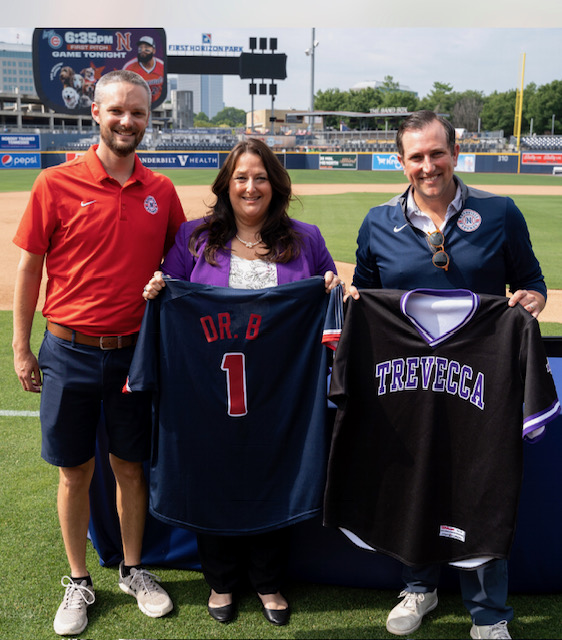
{"left": 14, "top": 145, "right": 185, "bottom": 335}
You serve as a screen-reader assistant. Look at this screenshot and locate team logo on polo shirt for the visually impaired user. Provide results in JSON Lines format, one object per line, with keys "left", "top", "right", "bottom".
{"left": 144, "top": 196, "right": 158, "bottom": 215}
{"left": 457, "top": 209, "right": 481, "bottom": 232}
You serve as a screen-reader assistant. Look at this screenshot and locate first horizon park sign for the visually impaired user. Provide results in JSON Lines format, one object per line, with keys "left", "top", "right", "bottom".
{"left": 168, "top": 43, "right": 243, "bottom": 54}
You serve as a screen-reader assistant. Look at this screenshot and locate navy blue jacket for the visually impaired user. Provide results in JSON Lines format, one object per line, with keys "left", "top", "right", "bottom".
{"left": 353, "top": 178, "right": 546, "bottom": 299}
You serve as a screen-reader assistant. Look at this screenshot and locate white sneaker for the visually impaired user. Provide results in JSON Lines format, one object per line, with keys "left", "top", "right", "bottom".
{"left": 53, "top": 576, "right": 95, "bottom": 636}
{"left": 118, "top": 561, "right": 173, "bottom": 618}
{"left": 470, "top": 620, "right": 512, "bottom": 639}
{"left": 386, "top": 589, "right": 438, "bottom": 636}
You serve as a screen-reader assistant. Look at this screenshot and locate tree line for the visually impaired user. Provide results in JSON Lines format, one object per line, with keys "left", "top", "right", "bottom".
{"left": 189, "top": 76, "right": 562, "bottom": 136}
{"left": 314, "top": 76, "right": 562, "bottom": 136}
{"left": 193, "top": 107, "right": 247, "bottom": 128}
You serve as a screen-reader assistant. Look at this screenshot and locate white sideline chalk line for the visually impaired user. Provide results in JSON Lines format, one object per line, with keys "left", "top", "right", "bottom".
{"left": 0, "top": 410, "right": 40, "bottom": 417}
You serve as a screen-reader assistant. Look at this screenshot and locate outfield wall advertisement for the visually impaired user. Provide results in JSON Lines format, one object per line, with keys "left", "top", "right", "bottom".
{"left": 372, "top": 153, "right": 402, "bottom": 171}
{"left": 0, "top": 134, "right": 42, "bottom": 169}
{"left": 456, "top": 154, "right": 476, "bottom": 173}
{"left": 1, "top": 153, "right": 41, "bottom": 169}
{"left": 138, "top": 153, "right": 220, "bottom": 169}
{"left": 319, "top": 154, "right": 358, "bottom": 170}
{"left": 28, "top": 149, "right": 561, "bottom": 174}
{"left": 41, "top": 151, "right": 221, "bottom": 170}
{"left": 0, "top": 134, "right": 41, "bottom": 151}
{"left": 371, "top": 153, "right": 477, "bottom": 172}
{"left": 522, "top": 152, "right": 562, "bottom": 165}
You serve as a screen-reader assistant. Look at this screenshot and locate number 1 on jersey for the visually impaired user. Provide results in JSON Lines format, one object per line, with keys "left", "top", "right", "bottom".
{"left": 221, "top": 352, "right": 248, "bottom": 417}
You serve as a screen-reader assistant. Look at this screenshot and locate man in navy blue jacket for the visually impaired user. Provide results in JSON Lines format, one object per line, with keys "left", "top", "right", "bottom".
{"left": 348, "top": 110, "right": 547, "bottom": 640}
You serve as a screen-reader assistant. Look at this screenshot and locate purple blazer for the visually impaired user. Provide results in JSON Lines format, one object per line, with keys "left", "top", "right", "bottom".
{"left": 161, "top": 218, "right": 337, "bottom": 286}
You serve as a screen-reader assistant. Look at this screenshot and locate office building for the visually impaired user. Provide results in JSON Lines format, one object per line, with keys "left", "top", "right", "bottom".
{"left": 0, "top": 41, "right": 35, "bottom": 94}
{"left": 174, "top": 73, "right": 224, "bottom": 119}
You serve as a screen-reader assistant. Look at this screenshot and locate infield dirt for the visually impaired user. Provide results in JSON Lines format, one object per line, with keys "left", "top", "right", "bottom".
{"left": 1, "top": 183, "right": 560, "bottom": 322}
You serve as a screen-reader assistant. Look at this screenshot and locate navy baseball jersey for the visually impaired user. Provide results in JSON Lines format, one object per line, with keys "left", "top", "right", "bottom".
{"left": 127, "top": 277, "right": 342, "bottom": 534}
{"left": 324, "top": 289, "right": 560, "bottom": 566}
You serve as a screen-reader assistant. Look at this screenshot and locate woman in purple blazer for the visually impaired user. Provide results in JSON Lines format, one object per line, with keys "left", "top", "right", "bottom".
{"left": 144, "top": 138, "right": 342, "bottom": 626}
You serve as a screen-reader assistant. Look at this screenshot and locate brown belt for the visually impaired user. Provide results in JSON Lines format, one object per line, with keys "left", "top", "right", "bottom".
{"left": 46, "top": 321, "right": 138, "bottom": 350}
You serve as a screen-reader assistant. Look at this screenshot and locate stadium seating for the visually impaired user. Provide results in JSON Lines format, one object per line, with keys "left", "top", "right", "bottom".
{"left": 521, "top": 135, "right": 562, "bottom": 150}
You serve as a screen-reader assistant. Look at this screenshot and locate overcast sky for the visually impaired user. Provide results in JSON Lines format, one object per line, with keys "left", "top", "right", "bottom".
{"left": 2, "top": 1, "right": 562, "bottom": 112}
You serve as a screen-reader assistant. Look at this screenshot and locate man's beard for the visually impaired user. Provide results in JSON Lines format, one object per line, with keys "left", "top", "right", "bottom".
{"left": 138, "top": 51, "right": 154, "bottom": 65}
{"left": 99, "top": 123, "right": 145, "bottom": 157}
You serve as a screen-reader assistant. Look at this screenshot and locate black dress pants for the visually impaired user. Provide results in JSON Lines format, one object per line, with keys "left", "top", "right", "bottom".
{"left": 196, "top": 527, "right": 290, "bottom": 594}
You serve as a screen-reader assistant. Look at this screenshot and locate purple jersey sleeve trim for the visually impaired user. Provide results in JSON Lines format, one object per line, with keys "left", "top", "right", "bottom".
{"left": 523, "top": 400, "right": 561, "bottom": 442}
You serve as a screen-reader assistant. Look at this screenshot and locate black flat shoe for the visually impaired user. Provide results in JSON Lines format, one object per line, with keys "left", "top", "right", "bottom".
{"left": 207, "top": 602, "right": 235, "bottom": 623}
{"left": 262, "top": 605, "right": 290, "bottom": 626}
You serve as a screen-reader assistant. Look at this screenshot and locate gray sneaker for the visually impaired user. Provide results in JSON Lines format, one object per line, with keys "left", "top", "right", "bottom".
{"left": 471, "top": 620, "right": 512, "bottom": 639}
{"left": 386, "top": 589, "right": 438, "bottom": 636}
{"left": 53, "top": 576, "right": 95, "bottom": 636}
{"left": 118, "top": 561, "right": 173, "bottom": 618}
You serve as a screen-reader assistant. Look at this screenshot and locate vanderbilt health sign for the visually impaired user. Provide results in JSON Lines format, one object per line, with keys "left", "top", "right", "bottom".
{"left": 138, "top": 152, "right": 219, "bottom": 169}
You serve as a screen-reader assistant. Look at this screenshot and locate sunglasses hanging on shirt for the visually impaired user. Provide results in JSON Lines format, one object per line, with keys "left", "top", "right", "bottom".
{"left": 426, "top": 230, "right": 450, "bottom": 271}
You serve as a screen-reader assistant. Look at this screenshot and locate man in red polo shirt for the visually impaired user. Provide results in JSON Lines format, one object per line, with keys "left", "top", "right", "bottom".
{"left": 12, "top": 69, "right": 185, "bottom": 636}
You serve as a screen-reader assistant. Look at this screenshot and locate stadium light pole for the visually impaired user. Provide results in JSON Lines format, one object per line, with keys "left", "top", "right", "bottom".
{"left": 305, "top": 28, "right": 319, "bottom": 132}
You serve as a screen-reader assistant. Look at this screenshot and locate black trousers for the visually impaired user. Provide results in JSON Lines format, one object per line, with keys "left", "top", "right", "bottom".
{"left": 196, "top": 528, "right": 290, "bottom": 594}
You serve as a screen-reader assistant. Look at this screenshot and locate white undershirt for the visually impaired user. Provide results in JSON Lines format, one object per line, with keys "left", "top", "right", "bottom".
{"left": 228, "top": 254, "right": 278, "bottom": 289}
{"left": 406, "top": 185, "right": 463, "bottom": 233}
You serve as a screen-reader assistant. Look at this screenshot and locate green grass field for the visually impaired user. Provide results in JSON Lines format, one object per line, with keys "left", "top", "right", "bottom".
{"left": 1, "top": 168, "right": 561, "bottom": 638}
{"left": 289, "top": 192, "right": 562, "bottom": 295}
{"left": 3, "top": 167, "right": 562, "bottom": 190}
{"left": 2, "top": 168, "right": 561, "bottom": 294}
{"left": 1, "top": 168, "right": 561, "bottom": 324}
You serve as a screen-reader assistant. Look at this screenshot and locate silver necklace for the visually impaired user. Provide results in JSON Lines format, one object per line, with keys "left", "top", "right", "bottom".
{"left": 236, "top": 234, "right": 261, "bottom": 248}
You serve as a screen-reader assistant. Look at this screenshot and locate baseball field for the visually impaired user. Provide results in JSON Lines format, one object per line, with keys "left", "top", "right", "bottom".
{"left": 1, "top": 171, "right": 561, "bottom": 324}
{"left": 1, "top": 168, "right": 561, "bottom": 640}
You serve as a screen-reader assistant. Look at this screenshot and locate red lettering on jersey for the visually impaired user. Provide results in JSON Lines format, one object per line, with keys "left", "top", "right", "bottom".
{"left": 221, "top": 352, "right": 248, "bottom": 416}
{"left": 218, "top": 313, "right": 233, "bottom": 340}
{"left": 246, "top": 314, "right": 262, "bottom": 340}
{"left": 202, "top": 312, "right": 261, "bottom": 342}
{"left": 200, "top": 316, "right": 218, "bottom": 342}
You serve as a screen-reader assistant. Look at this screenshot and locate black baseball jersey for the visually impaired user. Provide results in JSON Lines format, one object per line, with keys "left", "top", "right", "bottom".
{"left": 324, "top": 289, "right": 560, "bottom": 566}
{"left": 127, "top": 277, "right": 342, "bottom": 534}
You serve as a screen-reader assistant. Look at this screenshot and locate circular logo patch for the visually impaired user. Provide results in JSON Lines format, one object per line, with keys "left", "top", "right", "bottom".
{"left": 144, "top": 195, "right": 158, "bottom": 215}
{"left": 457, "top": 209, "right": 481, "bottom": 232}
{"left": 48, "top": 34, "right": 63, "bottom": 49}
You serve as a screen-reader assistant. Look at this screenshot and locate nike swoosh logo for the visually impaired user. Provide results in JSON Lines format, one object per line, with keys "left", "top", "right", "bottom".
{"left": 393, "top": 223, "right": 408, "bottom": 233}
{"left": 81, "top": 200, "right": 96, "bottom": 207}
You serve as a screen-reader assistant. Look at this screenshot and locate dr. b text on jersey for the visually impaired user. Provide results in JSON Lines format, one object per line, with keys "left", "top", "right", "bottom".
{"left": 200, "top": 312, "right": 262, "bottom": 343}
